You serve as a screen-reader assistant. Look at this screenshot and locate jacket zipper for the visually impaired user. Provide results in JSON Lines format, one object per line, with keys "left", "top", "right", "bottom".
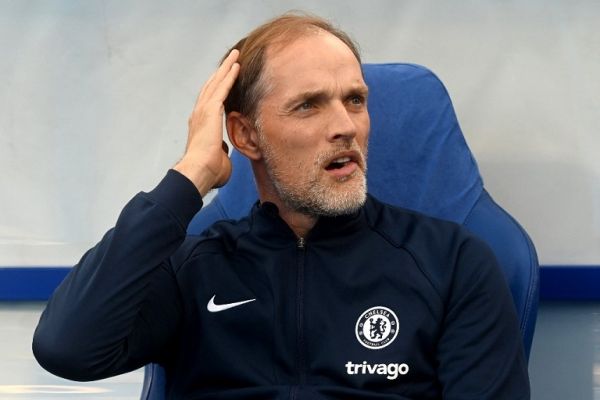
{"left": 297, "top": 237, "right": 305, "bottom": 249}
{"left": 292, "top": 236, "right": 306, "bottom": 399}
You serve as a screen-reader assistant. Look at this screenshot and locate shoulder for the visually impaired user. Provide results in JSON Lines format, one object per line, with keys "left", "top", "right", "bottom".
{"left": 364, "top": 194, "right": 474, "bottom": 250}
{"left": 364, "top": 195, "right": 499, "bottom": 293}
{"left": 169, "top": 215, "right": 254, "bottom": 271}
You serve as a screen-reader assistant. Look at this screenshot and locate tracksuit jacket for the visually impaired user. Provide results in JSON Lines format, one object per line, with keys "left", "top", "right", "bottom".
{"left": 33, "top": 170, "right": 530, "bottom": 399}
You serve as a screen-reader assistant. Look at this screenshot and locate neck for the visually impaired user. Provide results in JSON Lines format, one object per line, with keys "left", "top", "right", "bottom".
{"left": 253, "top": 165, "right": 318, "bottom": 238}
{"left": 276, "top": 207, "right": 317, "bottom": 239}
{"left": 259, "top": 192, "right": 317, "bottom": 238}
{"left": 257, "top": 188, "right": 317, "bottom": 239}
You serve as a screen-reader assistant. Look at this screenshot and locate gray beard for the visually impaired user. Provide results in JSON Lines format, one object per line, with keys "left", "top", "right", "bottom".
{"left": 258, "top": 134, "right": 368, "bottom": 217}
{"left": 268, "top": 164, "right": 367, "bottom": 217}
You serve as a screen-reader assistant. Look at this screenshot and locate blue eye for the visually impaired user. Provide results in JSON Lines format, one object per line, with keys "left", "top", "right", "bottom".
{"left": 349, "top": 96, "right": 364, "bottom": 105}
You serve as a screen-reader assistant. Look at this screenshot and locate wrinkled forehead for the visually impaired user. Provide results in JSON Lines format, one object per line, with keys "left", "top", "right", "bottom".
{"left": 261, "top": 32, "right": 365, "bottom": 95}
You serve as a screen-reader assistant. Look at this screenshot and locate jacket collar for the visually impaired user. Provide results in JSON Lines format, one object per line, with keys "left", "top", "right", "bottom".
{"left": 248, "top": 196, "right": 370, "bottom": 247}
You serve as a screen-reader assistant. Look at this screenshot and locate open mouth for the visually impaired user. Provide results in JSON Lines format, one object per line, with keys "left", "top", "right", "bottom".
{"left": 325, "top": 156, "right": 353, "bottom": 171}
{"left": 324, "top": 153, "right": 361, "bottom": 179}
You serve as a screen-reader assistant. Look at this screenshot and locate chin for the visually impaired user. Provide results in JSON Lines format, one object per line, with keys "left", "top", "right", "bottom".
{"left": 303, "top": 178, "right": 367, "bottom": 217}
{"left": 323, "top": 190, "right": 367, "bottom": 216}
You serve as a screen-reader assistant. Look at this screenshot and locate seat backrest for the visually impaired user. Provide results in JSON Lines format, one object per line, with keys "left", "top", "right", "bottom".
{"left": 141, "top": 63, "right": 539, "bottom": 400}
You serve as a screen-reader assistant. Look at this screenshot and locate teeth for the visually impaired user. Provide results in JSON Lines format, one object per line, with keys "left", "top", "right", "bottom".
{"left": 333, "top": 156, "right": 351, "bottom": 163}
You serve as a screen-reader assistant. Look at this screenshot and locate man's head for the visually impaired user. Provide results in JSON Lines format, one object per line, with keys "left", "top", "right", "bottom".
{"left": 223, "top": 13, "right": 362, "bottom": 122}
{"left": 225, "top": 13, "right": 370, "bottom": 217}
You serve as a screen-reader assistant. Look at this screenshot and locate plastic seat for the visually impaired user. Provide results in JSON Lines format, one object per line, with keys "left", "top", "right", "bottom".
{"left": 140, "top": 63, "right": 539, "bottom": 400}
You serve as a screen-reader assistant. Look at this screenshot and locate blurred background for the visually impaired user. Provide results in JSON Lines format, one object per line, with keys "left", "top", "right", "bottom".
{"left": 1, "top": 1, "right": 598, "bottom": 399}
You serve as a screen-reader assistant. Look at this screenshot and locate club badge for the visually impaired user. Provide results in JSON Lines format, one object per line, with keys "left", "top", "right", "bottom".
{"left": 355, "top": 306, "right": 399, "bottom": 349}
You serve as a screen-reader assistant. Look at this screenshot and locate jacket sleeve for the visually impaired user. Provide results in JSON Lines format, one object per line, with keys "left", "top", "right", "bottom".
{"left": 32, "top": 170, "right": 203, "bottom": 381}
{"left": 437, "top": 236, "right": 530, "bottom": 400}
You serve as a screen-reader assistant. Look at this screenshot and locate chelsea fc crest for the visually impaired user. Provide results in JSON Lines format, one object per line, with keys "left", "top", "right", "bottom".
{"left": 355, "top": 306, "right": 399, "bottom": 350}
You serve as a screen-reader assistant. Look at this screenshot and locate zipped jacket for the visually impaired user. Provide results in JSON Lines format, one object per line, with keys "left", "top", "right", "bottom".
{"left": 33, "top": 170, "right": 530, "bottom": 399}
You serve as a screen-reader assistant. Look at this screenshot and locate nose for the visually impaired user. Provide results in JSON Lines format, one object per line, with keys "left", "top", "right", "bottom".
{"left": 327, "top": 101, "right": 357, "bottom": 142}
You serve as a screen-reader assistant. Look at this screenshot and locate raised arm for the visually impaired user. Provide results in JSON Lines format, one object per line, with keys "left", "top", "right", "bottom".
{"left": 32, "top": 51, "right": 240, "bottom": 381}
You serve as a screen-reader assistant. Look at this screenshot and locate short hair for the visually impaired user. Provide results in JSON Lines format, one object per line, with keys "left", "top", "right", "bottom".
{"left": 223, "top": 12, "right": 362, "bottom": 121}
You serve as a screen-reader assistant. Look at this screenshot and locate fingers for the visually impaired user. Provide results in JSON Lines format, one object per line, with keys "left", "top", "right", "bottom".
{"left": 213, "top": 62, "right": 240, "bottom": 102}
{"left": 215, "top": 49, "right": 240, "bottom": 85}
{"left": 177, "top": 50, "right": 239, "bottom": 195}
{"left": 188, "top": 49, "right": 240, "bottom": 130}
{"left": 192, "top": 50, "right": 240, "bottom": 117}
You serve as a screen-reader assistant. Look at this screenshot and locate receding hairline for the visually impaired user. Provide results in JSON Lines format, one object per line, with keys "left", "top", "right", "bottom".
{"left": 222, "top": 12, "right": 362, "bottom": 119}
{"left": 259, "top": 29, "right": 365, "bottom": 100}
{"left": 266, "top": 25, "right": 359, "bottom": 61}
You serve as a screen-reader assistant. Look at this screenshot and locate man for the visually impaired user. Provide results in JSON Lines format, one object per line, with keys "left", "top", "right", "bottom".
{"left": 33, "top": 13, "right": 530, "bottom": 399}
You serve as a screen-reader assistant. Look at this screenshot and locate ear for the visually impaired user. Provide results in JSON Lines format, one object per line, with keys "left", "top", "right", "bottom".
{"left": 226, "top": 112, "right": 262, "bottom": 161}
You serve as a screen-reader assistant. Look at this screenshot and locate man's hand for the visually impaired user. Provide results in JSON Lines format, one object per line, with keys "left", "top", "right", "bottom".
{"left": 174, "top": 49, "right": 240, "bottom": 197}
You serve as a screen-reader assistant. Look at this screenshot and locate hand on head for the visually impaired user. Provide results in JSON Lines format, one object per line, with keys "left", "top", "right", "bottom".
{"left": 174, "top": 49, "right": 240, "bottom": 196}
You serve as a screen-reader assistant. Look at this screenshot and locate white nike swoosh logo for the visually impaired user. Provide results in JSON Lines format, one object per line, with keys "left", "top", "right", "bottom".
{"left": 207, "top": 295, "right": 256, "bottom": 313}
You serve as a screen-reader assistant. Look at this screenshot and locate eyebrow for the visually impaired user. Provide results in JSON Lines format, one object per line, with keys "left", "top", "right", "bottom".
{"left": 282, "top": 90, "right": 328, "bottom": 110}
{"left": 282, "top": 85, "right": 369, "bottom": 110}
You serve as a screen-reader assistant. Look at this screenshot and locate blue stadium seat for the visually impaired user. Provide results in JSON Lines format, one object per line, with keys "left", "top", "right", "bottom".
{"left": 140, "top": 63, "right": 539, "bottom": 399}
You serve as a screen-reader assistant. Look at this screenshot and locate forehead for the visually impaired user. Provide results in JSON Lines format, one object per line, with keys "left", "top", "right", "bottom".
{"left": 262, "top": 32, "right": 366, "bottom": 98}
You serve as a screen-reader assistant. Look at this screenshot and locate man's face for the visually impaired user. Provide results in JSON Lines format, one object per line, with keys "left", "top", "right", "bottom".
{"left": 254, "top": 31, "right": 370, "bottom": 217}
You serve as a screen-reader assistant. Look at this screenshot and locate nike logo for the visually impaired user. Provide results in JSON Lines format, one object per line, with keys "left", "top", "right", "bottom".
{"left": 207, "top": 295, "right": 256, "bottom": 313}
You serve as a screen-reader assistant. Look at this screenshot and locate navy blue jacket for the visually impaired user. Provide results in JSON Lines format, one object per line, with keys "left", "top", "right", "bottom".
{"left": 33, "top": 170, "right": 529, "bottom": 399}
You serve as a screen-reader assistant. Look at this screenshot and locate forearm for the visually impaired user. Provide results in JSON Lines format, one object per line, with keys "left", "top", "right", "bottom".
{"left": 33, "top": 170, "right": 202, "bottom": 381}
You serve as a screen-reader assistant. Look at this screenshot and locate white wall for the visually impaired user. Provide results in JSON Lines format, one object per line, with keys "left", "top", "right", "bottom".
{"left": 1, "top": 0, "right": 598, "bottom": 266}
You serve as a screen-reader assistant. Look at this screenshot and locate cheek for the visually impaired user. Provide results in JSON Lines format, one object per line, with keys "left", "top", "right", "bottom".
{"left": 274, "top": 122, "right": 322, "bottom": 150}
{"left": 266, "top": 134, "right": 315, "bottom": 166}
{"left": 355, "top": 114, "right": 371, "bottom": 147}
